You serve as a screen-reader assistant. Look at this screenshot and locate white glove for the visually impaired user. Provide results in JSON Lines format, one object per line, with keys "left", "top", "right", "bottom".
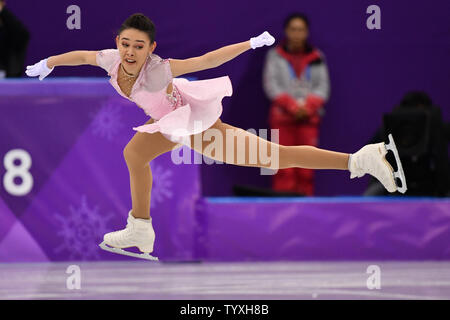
{"left": 250, "top": 31, "right": 275, "bottom": 49}
{"left": 26, "top": 58, "right": 54, "bottom": 80}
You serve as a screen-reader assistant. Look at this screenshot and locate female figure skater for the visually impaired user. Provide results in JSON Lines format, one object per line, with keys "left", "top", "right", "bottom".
{"left": 26, "top": 13, "right": 406, "bottom": 260}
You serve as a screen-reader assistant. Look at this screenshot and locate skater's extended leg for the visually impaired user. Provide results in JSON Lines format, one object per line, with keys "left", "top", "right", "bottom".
{"left": 124, "top": 118, "right": 180, "bottom": 219}
{"left": 189, "top": 119, "right": 350, "bottom": 170}
{"left": 188, "top": 120, "right": 404, "bottom": 193}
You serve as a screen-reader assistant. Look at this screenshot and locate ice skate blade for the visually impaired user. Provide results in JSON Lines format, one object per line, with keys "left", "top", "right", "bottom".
{"left": 99, "top": 242, "right": 159, "bottom": 261}
{"left": 385, "top": 133, "right": 407, "bottom": 194}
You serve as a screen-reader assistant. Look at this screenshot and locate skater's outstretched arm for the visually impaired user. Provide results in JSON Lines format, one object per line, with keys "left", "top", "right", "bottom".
{"left": 47, "top": 51, "right": 99, "bottom": 68}
{"left": 26, "top": 51, "right": 101, "bottom": 80}
{"left": 169, "top": 31, "right": 275, "bottom": 77}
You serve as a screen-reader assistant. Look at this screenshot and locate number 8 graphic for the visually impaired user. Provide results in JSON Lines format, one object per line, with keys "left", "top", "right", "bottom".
{"left": 3, "top": 149, "right": 34, "bottom": 196}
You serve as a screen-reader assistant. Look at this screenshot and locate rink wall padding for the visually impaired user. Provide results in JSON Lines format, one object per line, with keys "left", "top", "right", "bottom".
{"left": 193, "top": 197, "right": 450, "bottom": 261}
{"left": 0, "top": 79, "right": 202, "bottom": 262}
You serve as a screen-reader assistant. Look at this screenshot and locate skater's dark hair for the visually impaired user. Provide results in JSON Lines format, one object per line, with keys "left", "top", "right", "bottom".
{"left": 283, "top": 12, "right": 310, "bottom": 30}
{"left": 117, "top": 13, "right": 156, "bottom": 44}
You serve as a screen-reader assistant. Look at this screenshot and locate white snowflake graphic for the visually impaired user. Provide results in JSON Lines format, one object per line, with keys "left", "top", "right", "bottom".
{"left": 150, "top": 163, "right": 174, "bottom": 209}
{"left": 90, "top": 100, "right": 125, "bottom": 140}
{"left": 53, "top": 195, "right": 114, "bottom": 260}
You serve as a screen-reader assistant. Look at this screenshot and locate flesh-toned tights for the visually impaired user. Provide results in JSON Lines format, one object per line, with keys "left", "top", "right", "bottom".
{"left": 124, "top": 118, "right": 350, "bottom": 219}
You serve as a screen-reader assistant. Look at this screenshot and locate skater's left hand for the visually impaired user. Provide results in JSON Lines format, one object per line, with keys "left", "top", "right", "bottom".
{"left": 250, "top": 31, "right": 275, "bottom": 49}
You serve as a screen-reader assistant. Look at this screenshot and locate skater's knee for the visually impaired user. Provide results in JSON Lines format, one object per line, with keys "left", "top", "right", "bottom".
{"left": 123, "top": 144, "right": 150, "bottom": 167}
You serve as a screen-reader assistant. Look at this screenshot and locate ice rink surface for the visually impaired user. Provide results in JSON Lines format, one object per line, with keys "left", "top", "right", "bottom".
{"left": 1, "top": 261, "right": 449, "bottom": 300}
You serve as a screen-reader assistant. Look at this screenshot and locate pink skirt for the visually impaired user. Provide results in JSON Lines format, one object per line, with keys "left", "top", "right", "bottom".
{"left": 133, "top": 76, "right": 233, "bottom": 146}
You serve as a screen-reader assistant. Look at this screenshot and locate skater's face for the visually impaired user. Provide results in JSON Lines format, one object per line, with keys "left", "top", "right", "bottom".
{"left": 285, "top": 18, "right": 309, "bottom": 48}
{"left": 116, "top": 28, "right": 156, "bottom": 75}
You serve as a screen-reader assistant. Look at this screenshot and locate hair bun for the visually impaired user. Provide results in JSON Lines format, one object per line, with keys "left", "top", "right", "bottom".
{"left": 117, "top": 13, "right": 156, "bottom": 44}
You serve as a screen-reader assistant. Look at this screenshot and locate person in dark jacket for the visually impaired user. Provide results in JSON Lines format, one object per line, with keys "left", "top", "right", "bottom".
{"left": 364, "top": 91, "right": 450, "bottom": 197}
{"left": 0, "top": 0, "right": 30, "bottom": 77}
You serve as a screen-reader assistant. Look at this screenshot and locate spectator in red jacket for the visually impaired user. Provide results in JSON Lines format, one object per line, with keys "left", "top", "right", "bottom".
{"left": 263, "top": 12, "right": 330, "bottom": 196}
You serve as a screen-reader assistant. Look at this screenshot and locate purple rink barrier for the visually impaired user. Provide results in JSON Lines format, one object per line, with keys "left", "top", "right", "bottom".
{"left": 0, "top": 78, "right": 202, "bottom": 262}
{"left": 194, "top": 197, "right": 450, "bottom": 261}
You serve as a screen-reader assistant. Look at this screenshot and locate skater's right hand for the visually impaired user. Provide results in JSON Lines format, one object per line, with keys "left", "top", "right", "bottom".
{"left": 26, "top": 58, "right": 54, "bottom": 80}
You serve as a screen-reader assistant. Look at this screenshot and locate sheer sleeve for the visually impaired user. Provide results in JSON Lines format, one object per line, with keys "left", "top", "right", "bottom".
{"left": 162, "top": 58, "right": 174, "bottom": 82}
{"left": 142, "top": 56, "right": 174, "bottom": 92}
{"left": 96, "top": 49, "right": 119, "bottom": 75}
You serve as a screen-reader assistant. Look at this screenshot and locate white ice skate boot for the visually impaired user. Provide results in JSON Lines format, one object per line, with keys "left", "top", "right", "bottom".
{"left": 99, "top": 210, "right": 158, "bottom": 261}
{"left": 349, "top": 134, "right": 407, "bottom": 194}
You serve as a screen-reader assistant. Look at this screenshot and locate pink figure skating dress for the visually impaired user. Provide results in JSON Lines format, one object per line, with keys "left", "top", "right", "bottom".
{"left": 96, "top": 49, "right": 233, "bottom": 146}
